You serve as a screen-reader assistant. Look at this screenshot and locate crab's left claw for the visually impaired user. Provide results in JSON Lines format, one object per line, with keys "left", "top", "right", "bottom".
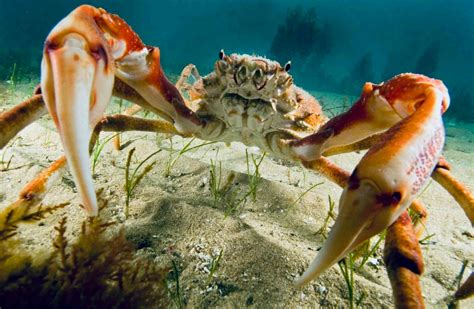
{"left": 295, "top": 74, "right": 450, "bottom": 286}
{"left": 41, "top": 6, "right": 116, "bottom": 216}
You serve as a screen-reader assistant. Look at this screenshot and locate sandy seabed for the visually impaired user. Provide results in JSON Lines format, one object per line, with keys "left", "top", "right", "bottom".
{"left": 0, "top": 82, "right": 473, "bottom": 308}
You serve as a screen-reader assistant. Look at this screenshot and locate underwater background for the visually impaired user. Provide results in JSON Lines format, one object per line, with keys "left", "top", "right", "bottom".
{"left": 1, "top": 1, "right": 473, "bottom": 308}
{"left": 0, "top": 0, "right": 473, "bottom": 123}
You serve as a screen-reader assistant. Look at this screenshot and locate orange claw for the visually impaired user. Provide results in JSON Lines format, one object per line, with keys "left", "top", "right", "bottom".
{"left": 295, "top": 73, "right": 450, "bottom": 286}
{"left": 40, "top": 5, "right": 201, "bottom": 216}
{"left": 41, "top": 5, "right": 115, "bottom": 216}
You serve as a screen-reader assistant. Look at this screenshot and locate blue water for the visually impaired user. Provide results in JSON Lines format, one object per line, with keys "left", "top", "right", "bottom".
{"left": 0, "top": 0, "right": 473, "bottom": 122}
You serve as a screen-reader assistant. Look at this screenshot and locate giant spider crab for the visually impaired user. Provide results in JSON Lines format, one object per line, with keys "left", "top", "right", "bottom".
{"left": 1, "top": 5, "right": 473, "bottom": 307}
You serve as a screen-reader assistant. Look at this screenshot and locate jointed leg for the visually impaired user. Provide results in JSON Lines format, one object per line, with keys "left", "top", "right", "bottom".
{"left": 176, "top": 64, "right": 200, "bottom": 93}
{"left": 89, "top": 114, "right": 185, "bottom": 153}
{"left": 111, "top": 104, "right": 151, "bottom": 150}
{"left": 110, "top": 69, "right": 199, "bottom": 150}
{"left": 6, "top": 114, "right": 183, "bottom": 216}
{"left": 301, "top": 157, "right": 350, "bottom": 188}
{"left": 112, "top": 105, "right": 143, "bottom": 150}
{"left": 0, "top": 65, "right": 194, "bottom": 215}
{"left": 384, "top": 211, "right": 425, "bottom": 309}
{"left": 0, "top": 94, "right": 47, "bottom": 149}
{"left": 0, "top": 77, "right": 173, "bottom": 151}
{"left": 1, "top": 61, "right": 197, "bottom": 215}
{"left": 2, "top": 156, "right": 68, "bottom": 226}
{"left": 432, "top": 167, "right": 474, "bottom": 224}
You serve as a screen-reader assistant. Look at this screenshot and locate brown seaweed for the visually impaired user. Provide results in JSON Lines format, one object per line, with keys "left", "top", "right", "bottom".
{"left": 0, "top": 196, "right": 169, "bottom": 308}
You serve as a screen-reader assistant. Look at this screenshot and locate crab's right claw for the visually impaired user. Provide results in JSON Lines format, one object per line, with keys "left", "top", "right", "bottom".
{"left": 41, "top": 6, "right": 115, "bottom": 216}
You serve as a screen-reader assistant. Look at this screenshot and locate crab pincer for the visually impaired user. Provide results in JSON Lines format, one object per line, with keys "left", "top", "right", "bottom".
{"left": 40, "top": 5, "right": 201, "bottom": 216}
{"left": 292, "top": 74, "right": 450, "bottom": 286}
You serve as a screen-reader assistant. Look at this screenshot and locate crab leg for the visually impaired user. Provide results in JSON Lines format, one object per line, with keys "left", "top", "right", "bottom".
{"left": 89, "top": 114, "right": 185, "bottom": 153}
{"left": 176, "top": 64, "right": 200, "bottom": 92}
{"left": 0, "top": 78, "right": 172, "bottom": 152}
{"left": 384, "top": 211, "right": 425, "bottom": 309}
{"left": 6, "top": 114, "right": 183, "bottom": 214}
{"left": 7, "top": 156, "right": 68, "bottom": 210}
{"left": 432, "top": 167, "right": 474, "bottom": 224}
{"left": 294, "top": 74, "right": 450, "bottom": 286}
{"left": 0, "top": 94, "right": 47, "bottom": 149}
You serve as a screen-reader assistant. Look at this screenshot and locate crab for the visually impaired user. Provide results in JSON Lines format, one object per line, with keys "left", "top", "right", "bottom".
{"left": 0, "top": 5, "right": 473, "bottom": 307}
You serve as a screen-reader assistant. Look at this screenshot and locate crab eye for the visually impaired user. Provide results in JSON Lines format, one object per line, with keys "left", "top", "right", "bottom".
{"left": 284, "top": 61, "right": 291, "bottom": 72}
{"left": 235, "top": 65, "right": 248, "bottom": 85}
{"left": 253, "top": 68, "right": 266, "bottom": 90}
{"left": 219, "top": 49, "right": 225, "bottom": 60}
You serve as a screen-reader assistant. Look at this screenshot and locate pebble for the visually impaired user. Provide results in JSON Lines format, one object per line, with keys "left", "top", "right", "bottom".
{"left": 212, "top": 247, "right": 221, "bottom": 256}
{"left": 316, "top": 284, "right": 327, "bottom": 294}
{"left": 368, "top": 257, "right": 379, "bottom": 266}
{"left": 117, "top": 213, "right": 126, "bottom": 222}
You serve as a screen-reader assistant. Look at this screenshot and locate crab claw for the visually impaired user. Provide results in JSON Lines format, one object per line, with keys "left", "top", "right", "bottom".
{"left": 295, "top": 171, "right": 409, "bottom": 287}
{"left": 39, "top": 5, "right": 203, "bottom": 216}
{"left": 295, "top": 74, "right": 450, "bottom": 286}
{"left": 41, "top": 6, "right": 115, "bottom": 216}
